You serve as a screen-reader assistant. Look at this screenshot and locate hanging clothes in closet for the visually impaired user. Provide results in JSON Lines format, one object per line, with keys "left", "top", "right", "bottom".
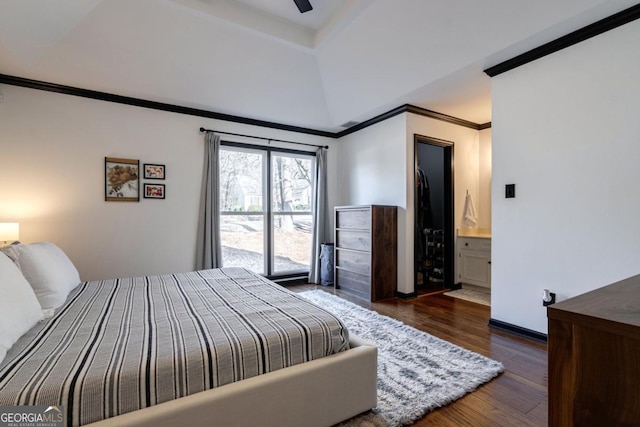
{"left": 416, "top": 166, "right": 444, "bottom": 287}
{"left": 416, "top": 167, "right": 433, "bottom": 283}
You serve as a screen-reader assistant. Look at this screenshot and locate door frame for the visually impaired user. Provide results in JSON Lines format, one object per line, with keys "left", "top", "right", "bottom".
{"left": 413, "top": 134, "right": 455, "bottom": 291}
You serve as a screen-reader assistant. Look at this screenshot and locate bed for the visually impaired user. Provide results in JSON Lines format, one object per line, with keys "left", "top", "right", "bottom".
{"left": 0, "top": 245, "right": 377, "bottom": 427}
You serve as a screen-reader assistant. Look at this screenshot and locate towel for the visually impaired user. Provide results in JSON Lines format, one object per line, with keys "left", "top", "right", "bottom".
{"left": 464, "top": 192, "right": 477, "bottom": 227}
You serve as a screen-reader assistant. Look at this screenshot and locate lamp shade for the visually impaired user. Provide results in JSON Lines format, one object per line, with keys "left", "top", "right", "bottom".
{"left": 0, "top": 223, "right": 19, "bottom": 242}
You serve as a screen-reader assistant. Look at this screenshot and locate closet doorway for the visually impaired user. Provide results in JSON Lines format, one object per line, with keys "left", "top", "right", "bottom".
{"left": 414, "top": 135, "right": 454, "bottom": 294}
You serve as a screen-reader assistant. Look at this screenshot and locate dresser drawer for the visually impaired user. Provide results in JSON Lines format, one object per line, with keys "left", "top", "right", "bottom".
{"left": 336, "top": 248, "right": 371, "bottom": 275}
{"left": 336, "top": 268, "right": 370, "bottom": 299}
{"left": 336, "top": 230, "right": 371, "bottom": 252}
{"left": 336, "top": 208, "right": 371, "bottom": 229}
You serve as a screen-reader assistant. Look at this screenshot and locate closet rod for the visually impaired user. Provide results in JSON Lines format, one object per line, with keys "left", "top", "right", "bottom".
{"left": 199, "top": 127, "right": 328, "bottom": 149}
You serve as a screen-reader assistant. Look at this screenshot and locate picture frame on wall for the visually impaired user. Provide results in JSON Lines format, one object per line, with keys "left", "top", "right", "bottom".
{"left": 144, "top": 183, "right": 165, "bottom": 199}
{"left": 105, "top": 157, "right": 140, "bottom": 202}
{"left": 143, "top": 163, "right": 165, "bottom": 180}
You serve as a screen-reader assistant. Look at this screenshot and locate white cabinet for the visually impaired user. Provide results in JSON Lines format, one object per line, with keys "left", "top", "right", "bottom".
{"left": 458, "top": 237, "right": 491, "bottom": 288}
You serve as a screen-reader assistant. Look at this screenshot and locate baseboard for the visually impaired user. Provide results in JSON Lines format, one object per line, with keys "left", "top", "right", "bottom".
{"left": 395, "top": 291, "right": 417, "bottom": 300}
{"left": 274, "top": 276, "right": 309, "bottom": 286}
{"left": 488, "top": 318, "right": 548, "bottom": 343}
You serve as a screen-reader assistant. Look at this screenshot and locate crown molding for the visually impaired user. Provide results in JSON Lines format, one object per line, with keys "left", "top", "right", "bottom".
{"left": 0, "top": 73, "right": 489, "bottom": 138}
{"left": 406, "top": 105, "right": 486, "bottom": 130}
{"left": 485, "top": 3, "right": 640, "bottom": 77}
{"left": 0, "top": 73, "right": 335, "bottom": 138}
{"left": 335, "top": 104, "right": 489, "bottom": 138}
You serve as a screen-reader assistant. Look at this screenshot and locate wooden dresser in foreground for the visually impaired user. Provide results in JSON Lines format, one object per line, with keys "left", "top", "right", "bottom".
{"left": 547, "top": 274, "right": 640, "bottom": 426}
{"left": 334, "top": 205, "right": 397, "bottom": 301}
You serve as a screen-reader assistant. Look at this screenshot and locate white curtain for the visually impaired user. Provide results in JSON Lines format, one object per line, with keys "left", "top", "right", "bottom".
{"left": 195, "top": 132, "right": 222, "bottom": 270}
{"left": 309, "top": 147, "right": 328, "bottom": 284}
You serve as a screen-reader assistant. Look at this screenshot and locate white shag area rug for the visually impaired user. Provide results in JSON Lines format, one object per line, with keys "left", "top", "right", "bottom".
{"left": 300, "top": 290, "right": 504, "bottom": 427}
{"left": 443, "top": 285, "right": 491, "bottom": 306}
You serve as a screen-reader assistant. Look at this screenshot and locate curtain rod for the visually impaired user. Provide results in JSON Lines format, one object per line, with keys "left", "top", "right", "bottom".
{"left": 199, "top": 127, "right": 329, "bottom": 149}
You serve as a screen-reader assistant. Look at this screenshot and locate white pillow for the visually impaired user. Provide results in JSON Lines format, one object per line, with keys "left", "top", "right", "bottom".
{"left": 2, "top": 242, "right": 81, "bottom": 310}
{"left": 0, "top": 252, "right": 44, "bottom": 363}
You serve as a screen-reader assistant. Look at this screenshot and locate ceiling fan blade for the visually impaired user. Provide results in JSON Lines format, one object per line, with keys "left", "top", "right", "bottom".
{"left": 293, "top": 0, "right": 313, "bottom": 13}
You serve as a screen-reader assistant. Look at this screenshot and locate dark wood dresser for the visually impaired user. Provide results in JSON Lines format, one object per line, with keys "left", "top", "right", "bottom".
{"left": 334, "top": 205, "right": 397, "bottom": 301}
{"left": 547, "top": 274, "right": 640, "bottom": 426}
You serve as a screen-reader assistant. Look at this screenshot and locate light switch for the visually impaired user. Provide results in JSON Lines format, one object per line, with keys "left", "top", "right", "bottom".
{"left": 505, "top": 184, "right": 515, "bottom": 198}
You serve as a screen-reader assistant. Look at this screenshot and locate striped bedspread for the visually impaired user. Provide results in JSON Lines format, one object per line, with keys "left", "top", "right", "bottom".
{"left": 0, "top": 268, "right": 349, "bottom": 426}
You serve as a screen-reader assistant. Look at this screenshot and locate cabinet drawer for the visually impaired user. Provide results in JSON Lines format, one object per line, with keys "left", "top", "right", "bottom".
{"left": 459, "top": 237, "right": 491, "bottom": 251}
{"left": 336, "top": 230, "right": 371, "bottom": 251}
{"left": 336, "top": 208, "right": 371, "bottom": 229}
{"left": 336, "top": 249, "right": 371, "bottom": 275}
{"left": 336, "top": 269, "right": 370, "bottom": 299}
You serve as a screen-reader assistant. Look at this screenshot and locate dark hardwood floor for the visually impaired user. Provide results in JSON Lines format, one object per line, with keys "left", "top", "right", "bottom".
{"left": 288, "top": 284, "right": 548, "bottom": 426}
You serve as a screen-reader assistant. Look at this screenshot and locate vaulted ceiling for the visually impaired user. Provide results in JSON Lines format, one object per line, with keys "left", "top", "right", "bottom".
{"left": 0, "top": 0, "right": 637, "bottom": 132}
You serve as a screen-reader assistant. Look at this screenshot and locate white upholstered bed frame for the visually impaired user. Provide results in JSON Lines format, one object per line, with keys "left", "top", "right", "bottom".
{"left": 87, "top": 335, "right": 377, "bottom": 427}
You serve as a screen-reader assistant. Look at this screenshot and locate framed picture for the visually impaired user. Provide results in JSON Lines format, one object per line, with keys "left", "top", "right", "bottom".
{"left": 143, "top": 163, "right": 165, "bottom": 180}
{"left": 144, "top": 183, "right": 165, "bottom": 199}
{"left": 105, "top": 157, "right": 139, "bottom": 202}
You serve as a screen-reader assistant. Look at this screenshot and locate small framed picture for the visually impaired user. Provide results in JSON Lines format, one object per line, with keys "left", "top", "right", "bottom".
{"left": 144, "top": 183, "right": 165, "bottom": 199}
{"left": 105, "top": 157, "right": 139, "bottom": 202}
{"left": 143, "top": 164, "right": 165, "bottom": 180}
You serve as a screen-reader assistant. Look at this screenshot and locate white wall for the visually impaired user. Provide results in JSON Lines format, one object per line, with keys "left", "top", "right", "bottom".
{"left": 478, "top": 128, "right": 492, "bottom": 229}
{"left": 491, "top": 20, "right": 640, "bottom": 333}
{"left": 337, "top": 112, "right": 482, "bottom": 294}
{"left": 0, "top": 84, "right": 336, "bottom": 281}
{"left": 336, "top": 114, "right": 408, "bottom": 207}
{"left": 336, "top": 114, "right": 410, "bottom": 292}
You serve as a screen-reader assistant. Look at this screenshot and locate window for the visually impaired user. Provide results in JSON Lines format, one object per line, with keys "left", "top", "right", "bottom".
{"left": 219, "top": 144, "right": 315, "bottom": 278}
